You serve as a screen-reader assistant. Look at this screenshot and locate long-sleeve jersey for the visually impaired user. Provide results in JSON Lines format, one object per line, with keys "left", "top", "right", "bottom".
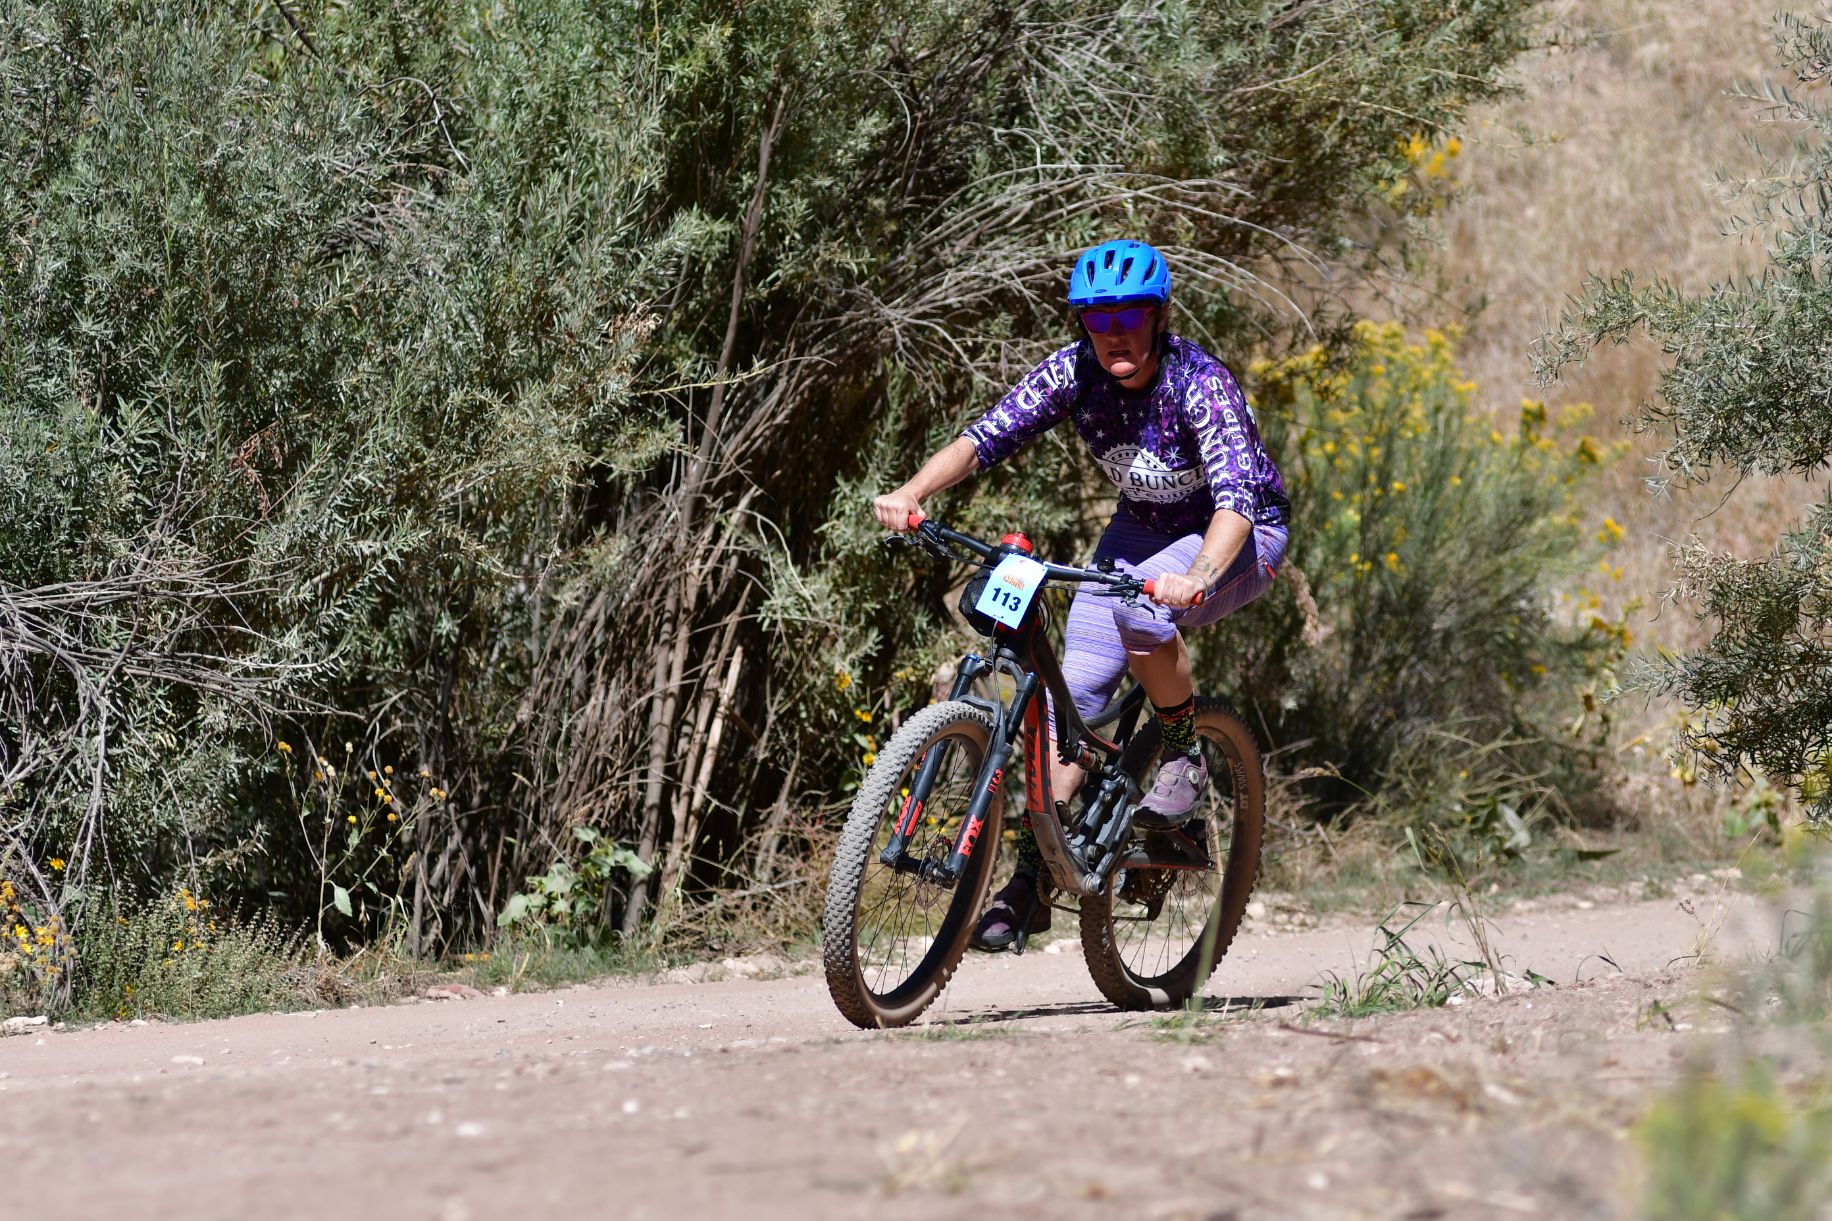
{"left": 959, "top": 335, "right": 1290, "bottom": 536}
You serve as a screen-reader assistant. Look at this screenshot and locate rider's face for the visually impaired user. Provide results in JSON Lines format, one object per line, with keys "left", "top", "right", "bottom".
{"left": 1081, "top": 304, "right": 1162, "bottom": 387}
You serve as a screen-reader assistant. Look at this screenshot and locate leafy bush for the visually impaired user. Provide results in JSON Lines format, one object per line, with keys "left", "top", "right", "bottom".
{"left": 0, "top": 0, "right": 1541, "bottom": 976}
{"left": 1639, "top": 1068, "right": 1832, "bottom": 1221}
{"left": 497, "top": 829, "right": 652, "bottom": 947}
{"left": 1638, "top": 880, "right": 1832, "bottom": 1221}
{"left": 1207, "top": 323, "right": 1626, "bottom": 829}
{"left": 68, "top": 889, "right": 308, "bottom": 1022}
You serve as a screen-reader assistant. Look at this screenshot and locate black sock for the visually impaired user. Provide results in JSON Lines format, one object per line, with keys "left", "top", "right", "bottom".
{"left": 1154, "top": 695, "right": 1199, "bottom": 761}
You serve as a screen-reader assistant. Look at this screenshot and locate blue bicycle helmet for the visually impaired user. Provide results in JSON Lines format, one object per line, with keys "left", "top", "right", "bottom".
{"left": 1068, "top": 239, "right": 1171, "bottom": 307}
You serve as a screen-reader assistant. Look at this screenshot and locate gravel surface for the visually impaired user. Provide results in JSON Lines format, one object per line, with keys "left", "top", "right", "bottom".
{"left": 3, "top": 885, "right": 1777, "bottom": 1220}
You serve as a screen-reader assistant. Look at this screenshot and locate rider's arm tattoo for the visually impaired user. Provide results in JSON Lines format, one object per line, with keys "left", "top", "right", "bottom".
{"left": 1187, "top": 554, "right": 1221, "bottom": 587}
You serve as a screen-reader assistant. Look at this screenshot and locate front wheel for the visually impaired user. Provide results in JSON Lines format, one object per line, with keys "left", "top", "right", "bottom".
{"left": 1079, "top": 698, "right": 1264, "bottom": 1010}
{"left": 822, "top": 701, "right": 1001, "bottom": 1028}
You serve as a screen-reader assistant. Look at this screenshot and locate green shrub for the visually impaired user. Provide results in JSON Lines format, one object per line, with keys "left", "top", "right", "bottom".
{"left": 0, "top": 0, "right": 1541, "bottom": 970}
{"left": 1211, "top": 322, "right": 1626, "bottom": 830}
{"left": 1638, "top": 861, "right": 1832, "bottom": 1220}
{"left": 69, "top": 890, "right": 309, "bottom": 1022}
{"left": 1639, "top": 1067, "right": 1832, "bottom": 1221}
{"left": 497, "top": 828, "right": 652, "bottom": 947}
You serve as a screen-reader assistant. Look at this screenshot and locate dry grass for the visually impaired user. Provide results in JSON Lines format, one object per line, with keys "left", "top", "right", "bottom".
{"left": 1444, "top": 0, "right": 1827, "bottom": 654}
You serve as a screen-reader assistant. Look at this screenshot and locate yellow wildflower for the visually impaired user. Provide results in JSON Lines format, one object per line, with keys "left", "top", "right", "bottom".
{"left": 1390, "top": 481, "right": 1407, "bottom": 494}
{"left": 347, "top": 814, "right": 358, "bottom": 825}
{"left": 853, "top": 708, "right": 872, "bottom": 724}
{"left": 49, "top": 857, "right": 65, "bottom": 872}
{"left": 1384, "top": 552, "right": 1401, "bottom": 573}
{"left": 277, "top": 741, "right": 293, "bottom": 754}
{"left": 383, "top": 765, "right": 394, "bottom": 776}
{"left": 387, "top": 812, "right": 398, "bottom": 823}
{"left": 834, "top": 670, "right": 853, "bottom": 693}
{"left": 1597, "top": 517, "right": 1625, "bottom": 544}
{"left": 862, "top": 752, "right": 877, "bottom": 767}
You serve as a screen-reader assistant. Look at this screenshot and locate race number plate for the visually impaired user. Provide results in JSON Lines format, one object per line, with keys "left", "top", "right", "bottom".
{"left": 974, "top": 554, "right": 1048, "bottom": 629}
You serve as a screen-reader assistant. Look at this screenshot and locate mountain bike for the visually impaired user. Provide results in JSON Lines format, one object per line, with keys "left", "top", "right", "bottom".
{"left": 822, "top": 514, "right": 1265, "bottom": 1029}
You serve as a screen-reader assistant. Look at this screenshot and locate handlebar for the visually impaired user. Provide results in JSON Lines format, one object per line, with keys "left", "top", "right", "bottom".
{"left": 894, "top": 514, "right": 1203, "bottom": 606}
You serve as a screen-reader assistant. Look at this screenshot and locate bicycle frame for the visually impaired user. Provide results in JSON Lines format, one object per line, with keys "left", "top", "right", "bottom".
{"left": 877, "top": 523, "right": 1176, "bottom": 901}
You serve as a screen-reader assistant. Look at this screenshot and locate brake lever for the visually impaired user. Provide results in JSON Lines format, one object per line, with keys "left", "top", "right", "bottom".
{"left": 880, "top": 532, "right": 915, "bottom": 552}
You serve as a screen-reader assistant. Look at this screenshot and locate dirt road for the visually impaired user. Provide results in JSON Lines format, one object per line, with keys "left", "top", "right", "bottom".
{"left": 4, "top": 881, "right": 1775, "bottom": 1220}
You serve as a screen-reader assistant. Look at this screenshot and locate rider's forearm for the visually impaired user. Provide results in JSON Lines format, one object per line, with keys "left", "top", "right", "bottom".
{"left": 1186, "top": 509, "right": 1251, "bottom": 591}
{"left": 899, "top": 437, "right": 981, "bottom": 501}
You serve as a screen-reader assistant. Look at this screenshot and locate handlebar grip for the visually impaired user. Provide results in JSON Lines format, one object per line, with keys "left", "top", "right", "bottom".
{"left": 906, "top": 511, "right": 927, "bottom": 530}
{"left": 1141, "top": 579, "right": 1204, "bottom": 606}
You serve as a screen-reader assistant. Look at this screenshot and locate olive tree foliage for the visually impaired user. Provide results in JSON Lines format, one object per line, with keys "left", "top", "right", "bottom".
{"left": 1540, "top": 13, "right": 1832, "bottom": 821}
{"left": 0, "top": 0, "right": 1538, "bottom": 964}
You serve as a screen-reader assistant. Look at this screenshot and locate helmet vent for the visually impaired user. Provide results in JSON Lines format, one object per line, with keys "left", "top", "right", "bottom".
{"left": 1067, "top": 238, "right": 1172, "bottom": 308}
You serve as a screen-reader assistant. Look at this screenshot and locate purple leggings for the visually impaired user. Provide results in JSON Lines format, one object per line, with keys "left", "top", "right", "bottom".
{"left": 1053, "top": 511, "right": 1287, "bottom": 740}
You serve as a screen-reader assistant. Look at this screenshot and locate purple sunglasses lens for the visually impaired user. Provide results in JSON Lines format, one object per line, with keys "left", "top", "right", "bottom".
{"left": 1082, "top": 307, "right": 1151, "bottom": 334}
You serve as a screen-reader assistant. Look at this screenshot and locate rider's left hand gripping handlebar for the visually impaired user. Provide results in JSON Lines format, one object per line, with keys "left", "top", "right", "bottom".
{"left": 1141, "top": 578, "right": 1206, "bottom": 607}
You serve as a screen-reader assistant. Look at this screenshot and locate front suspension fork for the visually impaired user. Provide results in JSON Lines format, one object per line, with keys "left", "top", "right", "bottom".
{"left": 878, "top": 654, "right": 996, "bottom": 870}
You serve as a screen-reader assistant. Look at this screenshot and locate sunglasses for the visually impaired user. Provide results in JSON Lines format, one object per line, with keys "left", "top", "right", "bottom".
{"left": 1080, "top": 306, "right": 1155, "bottom": 334}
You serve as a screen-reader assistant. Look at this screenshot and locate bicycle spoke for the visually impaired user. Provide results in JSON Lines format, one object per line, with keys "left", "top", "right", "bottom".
{"left": 1110, "top": 729, "right": 1238, "bottom": 986}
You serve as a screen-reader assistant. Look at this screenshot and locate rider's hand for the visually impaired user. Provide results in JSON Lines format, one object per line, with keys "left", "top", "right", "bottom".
{"left": 1149, "top": 571, "right": 1206, "bottom": 610}
{"left": 872, "top": 488, "right": 923, "bottom": 532}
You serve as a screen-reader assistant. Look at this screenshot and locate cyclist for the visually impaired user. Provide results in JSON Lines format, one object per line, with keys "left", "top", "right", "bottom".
{"left": 871, "top": 238, "right": 1290, "bottom": 950}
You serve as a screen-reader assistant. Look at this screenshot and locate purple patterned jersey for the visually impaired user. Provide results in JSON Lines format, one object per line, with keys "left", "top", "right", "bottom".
{"left": 959, "top": 335, "right": 1290, "bottom": 535}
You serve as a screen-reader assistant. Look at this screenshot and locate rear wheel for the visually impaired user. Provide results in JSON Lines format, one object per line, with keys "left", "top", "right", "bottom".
{"left": 822, "top": 701, "right": 1001, "bottom": 1029}
{"left": 1079, "top": 699, "right": 1264, "bottom": 1010}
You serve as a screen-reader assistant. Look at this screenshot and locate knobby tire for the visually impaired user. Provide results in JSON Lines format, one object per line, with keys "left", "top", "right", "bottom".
{"left": 1078, "top": 698, "right": 1264, "bottom": 1009}
{"left": 822, "top": 701, "right": 1000, "bottom": 1029}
